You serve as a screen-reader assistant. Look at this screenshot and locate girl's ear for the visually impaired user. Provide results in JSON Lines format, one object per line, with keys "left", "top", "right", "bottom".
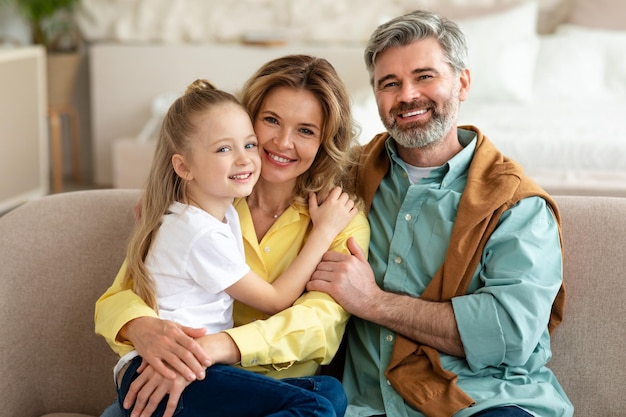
{"left": 172, "top": 154, "right": 193, "bottom": 181}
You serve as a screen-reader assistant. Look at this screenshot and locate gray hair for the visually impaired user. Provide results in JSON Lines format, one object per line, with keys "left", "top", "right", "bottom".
{"left": 364, "top": 10, "right": 468, "bottom": 85}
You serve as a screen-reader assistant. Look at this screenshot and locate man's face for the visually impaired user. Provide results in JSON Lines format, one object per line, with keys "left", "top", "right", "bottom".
{"left": 372, "top": 37, "right": 469, "bottom": 149}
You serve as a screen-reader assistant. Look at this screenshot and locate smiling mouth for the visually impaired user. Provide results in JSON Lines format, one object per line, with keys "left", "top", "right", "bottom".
{"left": 398, "top": 108, "right": 428, "bottom": 119}
{"left": 229, "top": 173, "right": 254, "bottom": 180}
{"left": 266, "top": 151, "right": 295, "bottom": 164}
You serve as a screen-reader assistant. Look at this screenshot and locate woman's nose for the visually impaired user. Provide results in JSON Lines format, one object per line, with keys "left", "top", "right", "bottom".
{"left": 273, "top": 128, "right": 293, "bottom": 149}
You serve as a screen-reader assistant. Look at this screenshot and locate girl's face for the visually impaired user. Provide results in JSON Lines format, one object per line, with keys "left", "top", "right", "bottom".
{"left": 175, "top": 103, "right": 261, "bottom": 214}
{"left": 253, "top": 87, "right": 323, "bottom": 187}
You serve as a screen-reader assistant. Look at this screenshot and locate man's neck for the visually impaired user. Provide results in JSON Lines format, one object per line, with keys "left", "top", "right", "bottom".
{"left": 396, "top": 131, "right": 463, "bottom": 167}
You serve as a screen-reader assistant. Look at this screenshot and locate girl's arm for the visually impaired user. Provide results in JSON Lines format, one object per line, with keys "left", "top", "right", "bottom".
{"left": 226, "top": 187, "right": 357, "bottom": 315}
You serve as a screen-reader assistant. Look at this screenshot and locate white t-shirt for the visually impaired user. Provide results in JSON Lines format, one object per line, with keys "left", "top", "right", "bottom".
{"left": 146, "top": 201, "right": 250, "bottom": 333}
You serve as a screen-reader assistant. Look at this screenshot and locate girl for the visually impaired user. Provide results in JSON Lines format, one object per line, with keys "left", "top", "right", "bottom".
{"left": 116, "top": 79, "right": 357, "bottom": 417}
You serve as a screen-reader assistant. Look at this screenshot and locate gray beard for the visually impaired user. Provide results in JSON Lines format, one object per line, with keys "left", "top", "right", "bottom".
{"left": 382, "top": 91, "right": 459, "bottom": 149}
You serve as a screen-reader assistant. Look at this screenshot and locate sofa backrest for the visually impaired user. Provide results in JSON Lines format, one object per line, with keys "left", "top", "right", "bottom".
{"left": 548, "top": 195, "right": 626, "bottom": 416}
{"left": 0, "top": 189, "right": 140, "bottom": 417}
{"left": 0, "top": 190, "right": 624, "bottom": 417}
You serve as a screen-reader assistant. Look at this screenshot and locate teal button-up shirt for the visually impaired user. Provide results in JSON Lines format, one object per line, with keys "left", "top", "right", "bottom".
{"left": 343, "top": 129, "right": 573, "bottom": 417}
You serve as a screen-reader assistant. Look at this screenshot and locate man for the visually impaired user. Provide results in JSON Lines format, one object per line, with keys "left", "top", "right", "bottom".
{"left": 306, "top": 10, "right": 572, "bottom": 417}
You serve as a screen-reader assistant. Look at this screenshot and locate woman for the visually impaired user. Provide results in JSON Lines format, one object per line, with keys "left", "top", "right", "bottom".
{"left": 96, "top": 55, "right": 370, "bottom": 417}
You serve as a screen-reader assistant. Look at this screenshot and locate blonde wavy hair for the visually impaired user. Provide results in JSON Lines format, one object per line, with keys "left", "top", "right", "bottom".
{"left": 239, "top": 54, "right": 361, "bottom": 207}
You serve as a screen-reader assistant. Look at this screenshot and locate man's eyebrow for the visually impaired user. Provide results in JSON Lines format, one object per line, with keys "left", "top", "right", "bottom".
{"left": 375, "top": 67, "right": 439, "bottom": 87}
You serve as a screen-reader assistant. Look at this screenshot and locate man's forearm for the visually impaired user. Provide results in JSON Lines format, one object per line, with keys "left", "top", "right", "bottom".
{"left": 360, "top": 290, "right": 465, "bottom": 357}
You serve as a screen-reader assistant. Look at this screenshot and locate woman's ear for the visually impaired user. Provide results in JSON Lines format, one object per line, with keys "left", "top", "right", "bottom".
{"left": 172, "top": 154, "right": 193, "bottom": 181}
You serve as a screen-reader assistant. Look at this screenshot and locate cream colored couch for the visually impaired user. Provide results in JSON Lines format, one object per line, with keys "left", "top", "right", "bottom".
{"left": 1, "top": 189, "right": 625, "bottom": 417}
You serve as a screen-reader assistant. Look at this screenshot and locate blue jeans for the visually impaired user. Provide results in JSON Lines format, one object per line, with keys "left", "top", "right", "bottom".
{"left": 111, "top": 357, "right": 346, "bottom": 417}
{"left": 471, "top": 406, "right": 533, "bottom": 416}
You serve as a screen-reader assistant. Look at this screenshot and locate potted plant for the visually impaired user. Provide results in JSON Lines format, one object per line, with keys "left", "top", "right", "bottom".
{"left": 5, "top": 0, "right": 82, "bottom": 106}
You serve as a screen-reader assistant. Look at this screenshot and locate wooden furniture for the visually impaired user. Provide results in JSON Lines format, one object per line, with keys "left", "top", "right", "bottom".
{"left": 48, "top": 103, "right": 81, "bottom": 193}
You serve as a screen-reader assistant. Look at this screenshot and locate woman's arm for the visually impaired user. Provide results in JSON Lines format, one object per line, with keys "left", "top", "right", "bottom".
{"left": 225, "top": 211, "right": 370, "bottom": 370}
{"left": 95, "top": 261, "right": 210, "bottom": 380}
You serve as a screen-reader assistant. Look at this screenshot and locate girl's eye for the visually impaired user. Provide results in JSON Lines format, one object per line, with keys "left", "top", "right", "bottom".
{"left": 217, "top": 146, "right": 230, "bottom": 153}
{"left": 245, "top": 142, "right": 257, "bottom": 149}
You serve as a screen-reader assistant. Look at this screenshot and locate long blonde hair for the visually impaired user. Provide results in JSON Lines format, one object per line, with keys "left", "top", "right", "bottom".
{"left": 239, "top": 54, "right": 361, "bottom": 207}
{"left": 124, "top": 79, "right": 243, "bottom": 311}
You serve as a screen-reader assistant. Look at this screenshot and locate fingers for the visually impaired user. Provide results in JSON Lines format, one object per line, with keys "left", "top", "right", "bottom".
{"left": 124, "top": 362, "right": 190, "bottom": 417}
{"left": 347, "top": 237, "right": 367, "bottom": 262}
{"left": 161, "top": 384, "right": 185, "bottom": 417}
{"left": 124, "top": 363, "right": 156, "bottom": 411}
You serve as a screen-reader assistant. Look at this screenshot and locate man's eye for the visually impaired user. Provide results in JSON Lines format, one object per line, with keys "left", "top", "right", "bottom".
{"left": 381, "top": 81, "right": 398, "bottom": 89}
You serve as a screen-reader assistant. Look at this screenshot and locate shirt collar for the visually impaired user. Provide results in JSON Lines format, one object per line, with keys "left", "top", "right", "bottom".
{"left": 384, "top": 128, "right": 477, "bottom": 185}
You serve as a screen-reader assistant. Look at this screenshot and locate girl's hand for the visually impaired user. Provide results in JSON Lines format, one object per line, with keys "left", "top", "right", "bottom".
{"left": 124, "top": 361, "right": 191, "bottom": 417}
{"left": 308, "top": 186, "right": 357, "bottom": 238}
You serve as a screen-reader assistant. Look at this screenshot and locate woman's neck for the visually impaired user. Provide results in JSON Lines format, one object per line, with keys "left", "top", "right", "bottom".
{"left": 246, "top": 179, "right": 294, "bottom": 216}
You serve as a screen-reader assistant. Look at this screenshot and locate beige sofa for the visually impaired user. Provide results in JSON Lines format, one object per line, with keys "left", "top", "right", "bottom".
{"left": 1, "top": 189, "right": 625, "bottom": 417}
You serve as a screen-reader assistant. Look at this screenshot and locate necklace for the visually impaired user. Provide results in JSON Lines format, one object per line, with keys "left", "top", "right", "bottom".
{"left": 248, "top": 199, "right": 289, "bottom": 220}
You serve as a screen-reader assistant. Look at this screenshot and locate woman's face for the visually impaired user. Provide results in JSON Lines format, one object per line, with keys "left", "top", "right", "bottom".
{"left": 253, "top": 86, "right": 323, "bottom": 187}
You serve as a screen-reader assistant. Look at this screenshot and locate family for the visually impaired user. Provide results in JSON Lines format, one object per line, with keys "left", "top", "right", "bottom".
{"left": 95, "top": 9, "right": 573, "bottom": 417}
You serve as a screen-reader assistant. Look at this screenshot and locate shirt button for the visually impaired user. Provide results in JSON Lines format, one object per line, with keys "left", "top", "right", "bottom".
{"left": 251, "top": 358, "right": 258, "bottom": 365}
{"left": 264, "top": 246, "right": 270, "bottom": 253}
{"left": 386, "top": 334, "right": 394, "bottom": 343}
{"left": 404, "top": 213, "right": 412, "bottom": 221}
{"left": 394, "top": 256, "right": 402, "bottom": 264}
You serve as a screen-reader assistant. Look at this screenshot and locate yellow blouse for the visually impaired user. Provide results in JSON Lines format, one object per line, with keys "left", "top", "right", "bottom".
{"left": 94, "top": 197, "right": 370, "bottom": 379}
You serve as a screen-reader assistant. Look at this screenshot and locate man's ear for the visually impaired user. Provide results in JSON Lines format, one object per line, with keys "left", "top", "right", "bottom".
{"left": 172, "top": 154, "right": 193, "bottom": 181}
{"left": 458, "top": 68, "right": 471, "bottom": 102}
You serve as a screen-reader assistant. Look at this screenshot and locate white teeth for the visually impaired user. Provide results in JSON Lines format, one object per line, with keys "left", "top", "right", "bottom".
{"left": 401, "top": 109, "right": 427, "bottom": 118}
{"left": 230, "top": 173, "right": 251, "bottom": 180}
{"left": 269, "top": 153, "right": 292, "bottom": 163}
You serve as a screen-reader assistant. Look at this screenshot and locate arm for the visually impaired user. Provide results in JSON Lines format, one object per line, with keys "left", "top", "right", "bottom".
{"left": 309, "top": 197, "right": 562, "bottom": 364}
{"left": 95, "top": 261, "right": 210, "bottom": 380}
{"left": 451, "top": 197, "right": 562, "bottom": 368}
{"left": 224, "top": 210, "right": 370, "bottom": 370}
{"left": 225, "top": 187, "right": 357, "bottom": 315}
{"left": 308, "top": 237, "right": 464, "bottom": 357}
{"left": 125, "top": 211, "right": 370, "bottom": 417}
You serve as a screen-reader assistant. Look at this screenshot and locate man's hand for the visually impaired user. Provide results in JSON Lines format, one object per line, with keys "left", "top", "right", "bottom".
{"left": 307, "top": 237, "right": 380, "bottom": 318}
{"left": 124, "top": 360, "right": 190, "bottom": 417}
{"left": 122, "top": 317, "right": 212, "bottom": 381}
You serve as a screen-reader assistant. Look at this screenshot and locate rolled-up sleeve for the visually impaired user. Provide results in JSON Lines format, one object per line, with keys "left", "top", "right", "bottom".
{"left": 452, "top": 197, "right": 562, "bottom": 371}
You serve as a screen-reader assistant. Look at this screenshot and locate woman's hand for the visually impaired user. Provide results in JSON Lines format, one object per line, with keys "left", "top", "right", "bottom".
{"left": 125, "top": 332, "right": 240, "bottom": 417}
{"left": 122, "top": 316, "right": 212, "bottom": 381}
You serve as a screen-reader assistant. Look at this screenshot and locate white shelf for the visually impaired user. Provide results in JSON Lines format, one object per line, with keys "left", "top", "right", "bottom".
{"left": 0, "top": 46, "right": 49, "bottom": 213}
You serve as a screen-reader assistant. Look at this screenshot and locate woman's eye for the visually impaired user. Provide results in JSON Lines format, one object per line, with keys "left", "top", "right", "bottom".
{"left": 264, "top": 116, "right": 278, "bottom": 125}
{"left": 300, "top": 128, "right": 314, "bottom": 136}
